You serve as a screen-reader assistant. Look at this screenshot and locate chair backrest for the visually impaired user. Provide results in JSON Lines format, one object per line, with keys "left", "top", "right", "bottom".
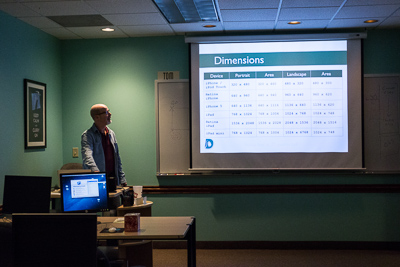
{"left": 60, "top": 163, "right": 84, "bottom": 170}
{"left": 12, "top": 213, "right": 98, "bottom": 267}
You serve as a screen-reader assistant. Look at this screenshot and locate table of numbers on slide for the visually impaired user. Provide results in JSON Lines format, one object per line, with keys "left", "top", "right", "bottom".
{"left": 202, "top": 69, "right": 344, "bottom": 138}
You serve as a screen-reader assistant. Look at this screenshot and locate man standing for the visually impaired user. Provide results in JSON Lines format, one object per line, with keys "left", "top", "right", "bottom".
{"left": 81, "top": 104, "right": 127, "bottom": 187}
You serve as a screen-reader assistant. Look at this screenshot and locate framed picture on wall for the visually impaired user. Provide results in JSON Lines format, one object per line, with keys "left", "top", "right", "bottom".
{"left": 24, "top": 79, "right": 46, "bottom": 149}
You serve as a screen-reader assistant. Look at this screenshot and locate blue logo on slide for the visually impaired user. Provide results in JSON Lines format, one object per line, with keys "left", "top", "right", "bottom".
{"left": 205, "top": 139, "right": 214, "bottom": 149}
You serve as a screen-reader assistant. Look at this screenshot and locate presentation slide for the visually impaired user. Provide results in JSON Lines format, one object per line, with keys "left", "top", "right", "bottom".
{"left": 199, "top": 40, "right": 348, "bottom": 154}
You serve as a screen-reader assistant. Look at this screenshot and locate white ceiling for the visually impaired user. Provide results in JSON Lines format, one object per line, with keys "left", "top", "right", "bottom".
{"left": 0, "top": 0, "right": 400, "bottom": 39}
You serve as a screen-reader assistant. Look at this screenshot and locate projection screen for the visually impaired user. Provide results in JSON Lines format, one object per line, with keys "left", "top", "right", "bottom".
{"left": 187, "top": 33, "right": 365, "bottom": 171}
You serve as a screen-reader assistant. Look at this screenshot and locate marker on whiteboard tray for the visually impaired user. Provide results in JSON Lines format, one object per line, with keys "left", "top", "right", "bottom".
{"left": 175, "top": 173, "right": 185, "bottom": 175}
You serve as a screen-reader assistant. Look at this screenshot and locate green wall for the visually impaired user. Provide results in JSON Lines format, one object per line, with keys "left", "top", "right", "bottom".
{"left": 363, "top": 29, "right": 400, "bottom": 74}
{"left": 60, "top": 36, "right": 189, "bottom": 182}
{"left": 2, "top": 6, "right": 400, "bottom": 242}
{"left": 0, "top": 11, "right": 63, "bottom": 202}
{"left": 59, "top": 30, "right": 400, "bottom": 242}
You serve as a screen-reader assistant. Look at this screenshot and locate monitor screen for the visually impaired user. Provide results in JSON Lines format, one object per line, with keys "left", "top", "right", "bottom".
{"left": 60, "top": 172, "right": 109, "bottom": 213}
{"left": 3, "top": 175, "right": 52, "bottom": 214}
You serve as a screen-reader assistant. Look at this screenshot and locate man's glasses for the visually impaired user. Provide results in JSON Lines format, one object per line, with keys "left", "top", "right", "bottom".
{"left": 98, "top": 110, "right": 111, "bottom": 116}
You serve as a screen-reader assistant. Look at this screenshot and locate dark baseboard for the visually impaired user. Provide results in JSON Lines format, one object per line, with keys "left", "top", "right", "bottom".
{"left": 152, "top": 241, "right": 400, "bottom": 250}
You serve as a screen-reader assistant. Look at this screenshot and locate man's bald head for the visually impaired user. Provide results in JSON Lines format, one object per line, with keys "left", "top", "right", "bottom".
{"left": 90, "top": 104, "right": 108, "bottom": 119}
{"left": 90, "top": 104, "right": 112, "bottom": 131}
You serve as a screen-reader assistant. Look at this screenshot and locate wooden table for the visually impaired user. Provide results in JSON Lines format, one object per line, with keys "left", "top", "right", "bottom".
{"left": 97, "top": 216, "right": 196, "bottom": 267}
{"left": 116, "top": 201, "right": 153, "bottom": 216}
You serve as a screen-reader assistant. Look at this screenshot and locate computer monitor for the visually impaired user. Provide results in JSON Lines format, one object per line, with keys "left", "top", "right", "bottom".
{"left": 60, "top": 172, "right": 109, "bottom": 213}
{"left": 2, "top": 175, "right": 52, "bottom": 214}
{"left": 12, "top": 213, "right": 98, "bottom": 267}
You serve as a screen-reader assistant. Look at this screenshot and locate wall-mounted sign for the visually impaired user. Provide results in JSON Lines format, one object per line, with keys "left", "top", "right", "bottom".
{"left": 158, "top": 71, "right": 180, "bottom": 80}
{"left": 25, "top": 79, "right": 46, "bottom": 149}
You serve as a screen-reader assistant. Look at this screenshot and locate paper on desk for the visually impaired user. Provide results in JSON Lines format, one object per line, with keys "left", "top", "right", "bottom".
{"left": 113, "top": 218, "right": 124, "bottom": 223}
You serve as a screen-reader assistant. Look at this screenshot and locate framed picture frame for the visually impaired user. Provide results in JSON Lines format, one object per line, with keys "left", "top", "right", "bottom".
{"left": 24, "top": 79, "right": 46, "bottom": 149}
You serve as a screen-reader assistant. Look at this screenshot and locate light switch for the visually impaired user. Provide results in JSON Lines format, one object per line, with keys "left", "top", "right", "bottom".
{"left": 72, "top": 147, "right": 79, "bottom": 158}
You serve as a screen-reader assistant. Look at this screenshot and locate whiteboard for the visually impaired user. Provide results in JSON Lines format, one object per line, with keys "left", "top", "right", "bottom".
{"left": 156, "top": 75, "right": 400, "bottom": 174}
{"left": 364, "top": 74, "right": 400, "bottom": 172}
{"left": 155, "top": 80, "right": 190, "bottom": 175}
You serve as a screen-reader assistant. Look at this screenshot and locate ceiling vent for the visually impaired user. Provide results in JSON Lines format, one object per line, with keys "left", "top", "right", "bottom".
{"left": 47, "top": 15, "right": 112, "bottom": 27}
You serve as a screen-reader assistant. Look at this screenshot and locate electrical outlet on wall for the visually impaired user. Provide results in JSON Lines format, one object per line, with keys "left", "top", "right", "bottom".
{"left": 72, "top": 147, "right": 79, "bottom": 158}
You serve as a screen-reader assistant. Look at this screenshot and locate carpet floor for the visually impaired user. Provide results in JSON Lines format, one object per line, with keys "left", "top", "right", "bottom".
{"left": 152, "top": 249, "right": 400, "bottom": 267}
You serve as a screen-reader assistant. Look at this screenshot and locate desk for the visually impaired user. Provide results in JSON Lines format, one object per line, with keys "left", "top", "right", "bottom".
{"left": 97, "top": 216, "right": 196, "bottom": 267}
{"left": 116, "top": 201, "right": 153, "bottom": 216}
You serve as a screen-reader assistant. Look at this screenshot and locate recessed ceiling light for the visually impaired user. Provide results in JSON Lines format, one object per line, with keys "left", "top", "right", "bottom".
{"left": 101, "top": 27, "right": 115, "bottom": 32}
{"left": 364, "top": 19, "right": 379, "bottom": 23}
{"left": 203, "top": 24, "right": 216, "bottom": 28}
{"left": 288, "top": 21, "right": 301, "bottom": 25}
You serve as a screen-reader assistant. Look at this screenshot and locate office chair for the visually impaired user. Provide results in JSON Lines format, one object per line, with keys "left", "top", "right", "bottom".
{"left": 12, "top": 213, "right": 99, "bottom": 267}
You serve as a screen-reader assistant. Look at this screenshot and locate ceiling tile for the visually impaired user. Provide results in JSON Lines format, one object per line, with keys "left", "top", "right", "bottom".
{"left": 67, "top": 26, "right": 129, "bottom": 39}
{"left": 281, "top": 0, "right": 344, "bottom": 8}
{"left": 23, "top": 1, "right": 98, "bottom": 16}
{"left": 218, "top": 0, "right": 280, "bottom": 9}
{"left": 377, "top": 15, "right": 400, "bottom": 28}
{"left": 279, "top": 7, "right": 339, "bottom": 20}
{"left": 345, "top": 0, "right": 400, "bottom": 6}
{"left": 391, "top": 8, "right": 400, "bottom": 16}
{"left": 0, "top": 0, "right": 400, "bottom": 39}
{"left": 86, "top": 0, "right": 159, "bottom": 14}
{"left": 275, "top": 19, "right": 330, "bottom": 30}
{"left": 40, "top": 27, "right": 82, "bottom": 40}
{"left": 336, "top": 5, "right": 400, "bottom": 18}
{"left": 327, "top": 18, "right": 382, "bottom": 29}
{"left": 221, "top": 9, "right": 278, "bottom": 22}
{"left": 19, "top": 16, "right": 61, "bottom": 28}
{"left": 0, "top": 2, "right": 39, "bottom": 17}
{"left": 119, "top": 24, "right": 175, "bottom": 37}
{"left": 104, "top": 13, "right": 167, "bottom": 26}
{"left": 223, "top": 21, "right": 275, "bottom": 31}
{"left": 170, "top": 22, "right": 223, "bottom": 33}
